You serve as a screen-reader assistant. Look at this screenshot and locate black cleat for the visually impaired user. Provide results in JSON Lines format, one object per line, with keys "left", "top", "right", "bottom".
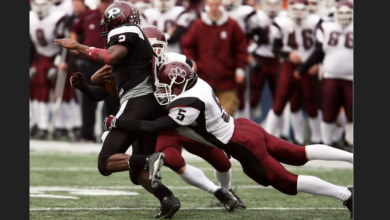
{"left": 343, "top": 187, "right": 353, "bottom": 219}
{"left": 154, "top": 195, "right": 181, "bottom": 219}
{"left": 229, "top": 187, "right": 247, "bottom": 209}
{"left": 146, "top": 152, "right": 166, "bottom": 190}
{"left": 214, "top": 188, "right": 239, "bottom": 211}
{"left": 35, "top": 129, "right": 48, "bottom": 140}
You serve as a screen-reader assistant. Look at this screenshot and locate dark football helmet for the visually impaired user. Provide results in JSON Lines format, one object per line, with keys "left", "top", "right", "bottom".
{"left": 142, "top": 25, "right": 167, "bottom": 64}
{"left": 154, "top": 61, "right": 196, "bottom": 105}
{"left": 99, "top": 1, "right": 141, "bottom": 47}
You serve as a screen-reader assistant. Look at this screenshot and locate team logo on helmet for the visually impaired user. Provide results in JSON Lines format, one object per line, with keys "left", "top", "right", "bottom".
{"left": 105, "top": 8, "right": 123, "bottom": 19}
{"left": 168, "top": 67, "right": 187, "bottom": 84}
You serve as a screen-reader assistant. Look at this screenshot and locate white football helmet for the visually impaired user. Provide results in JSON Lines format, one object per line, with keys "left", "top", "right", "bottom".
{"left": 31, "top": 0, "right": 53, "bottom": 19}
{"left": 152, "top": 0, "right": 176, "bottom": 13}
{"left": 261, "top": 0, "right": 282, "bottom": 18}
{"left": 334, "top": 0, "right": 353, "bottom": 27}
{"left": 288, "top": 0, "right": 309, "bottom": 23}
{"left": 222, "top": 0, "right": 243, "bottom": 11}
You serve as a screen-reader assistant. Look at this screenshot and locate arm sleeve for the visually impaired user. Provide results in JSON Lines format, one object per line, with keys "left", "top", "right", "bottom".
{"left": 78, "top": 83, "right": 110, "bottom": 102}
{"left": 168, "top": 107, "right": 200, "bottom": 126}
{"left": 167, "top": 26, "right": 187, "bottom": 44}
{"left": 115, "top": 116, "right": 180, "bottom": 134}
{"left": 272, "top": 39, "right": 290, "bottom": 59}
{"left": 297, "top": 42, "right": 325, "bottom": 74}
{"left": 233, "top": 22, "right": 248, "bottom": 69}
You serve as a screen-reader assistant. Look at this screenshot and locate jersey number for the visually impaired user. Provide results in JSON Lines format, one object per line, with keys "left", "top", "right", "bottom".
{"left": 328, "top": 31, "right": 353, "bottom": 49}
{"left": 212, "top": 91, "right": 230, "bottom": 123}
{"left": 36, "top": 29, "right": 47, "bottom": 46}
{"left": 287, "top": 29, "right": 314, "bottom": 50}
{"left": 152, "top": 20, "right": 175, "bottom": 33}
{"left": 119, "top": 35, "right": 126, "bottom": 42}
{"left": 176, "top": 109, "right": 186, "bottom": 121}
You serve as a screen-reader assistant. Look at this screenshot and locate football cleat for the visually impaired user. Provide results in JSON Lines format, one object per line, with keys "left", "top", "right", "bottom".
{"left": 154, "top": 195, "right": 181, "bottom": 219}
{"left": 214, "top": 188, "right": 239, "bottom": 211}
{"left": 146, "top": 152, "right": 166, "bottom": 190}
{"left": 343, "top": 187, "right": 353, "bottom": 219}
{"left": 229, "top": 187, "right": 247, "bottom": 209}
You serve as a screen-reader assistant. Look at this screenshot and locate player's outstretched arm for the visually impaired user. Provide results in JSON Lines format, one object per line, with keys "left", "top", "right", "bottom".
{"left": 54, "top": 38, "right": 127, "bottom": 65}
{"left": 104, "top": 116, "right": 180, "bottom": 134}
{"left": 70, "top": 72, "right": 110, "bottom": 102}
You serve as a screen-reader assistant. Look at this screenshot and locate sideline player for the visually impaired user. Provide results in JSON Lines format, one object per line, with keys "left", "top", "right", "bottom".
{"left": 54, "top": 2, "right": 180, "bottom": 218}
{"left": 104, "top": 59, "right": 353, "bottom": 218}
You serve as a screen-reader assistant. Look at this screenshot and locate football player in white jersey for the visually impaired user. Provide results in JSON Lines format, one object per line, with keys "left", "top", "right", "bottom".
{"left": 142, "top": 0, "right": 194, "bottom": 53}
{"left": 30, "top": 0, "right": 68, "bottom": 139}
{"left": 295, "top": 0, "right": 353, "bottom": 150}
{"left": 265, "top": 0, "right": 323, "bottom": 146}
{"left": 104, "top": 58, "right": 354, "bottom": 219}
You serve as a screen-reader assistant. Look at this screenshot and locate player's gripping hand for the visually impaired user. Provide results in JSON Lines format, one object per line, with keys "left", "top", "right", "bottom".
{"left": 54, "top": 38, "right": 79, "bottom": 50}
{"left": 103, "top": 115, "right": 117, "bottom": 131}
{"left": 91, "top": 65, "right": 114, "bottom": 85}
{"left": 70, "top": 72, "right": 85, "bottom": 89}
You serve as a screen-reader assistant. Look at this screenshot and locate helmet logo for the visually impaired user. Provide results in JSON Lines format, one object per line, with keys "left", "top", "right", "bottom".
{"left": 168, "top": 67, "right": 187, "bottom": 84}
{"left": 106, "top": 8, "right": 123, "bottom": 19}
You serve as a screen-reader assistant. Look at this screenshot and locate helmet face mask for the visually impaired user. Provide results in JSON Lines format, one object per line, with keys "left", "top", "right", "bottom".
{"left": 288, "top": 1, "right": 309, "bottom": 23}
{"left": 152, "top": 0, "right": 176, "bottom": 13}
{"left": 335, "top": 4, "right": 353, "bottom": 27}
{"left": 142, "top": 25, "right": 168, "bottom": 64}
{"left": 222, "top": 0, "right": 243, "bottom": 11}
{"left": 261, "top": 0, "right": 282, "bottom": 18}
{"left": 154, "top": 62, "right": 195, "bottom": 105}
{"left": 31, "top": 0, "right": 52, "bottom": 20}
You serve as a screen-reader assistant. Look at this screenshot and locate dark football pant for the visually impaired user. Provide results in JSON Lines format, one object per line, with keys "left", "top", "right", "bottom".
{"left": 321, "top": 78, "right": 353, "bottom": 123}
{"left": 272, "top": 61, "right": 319, "bottom": 117}
{"left": 225, "top": 118, "right": 308, "bottom": 195}
{"left": 249, "top": 55, "right": 280, "bottom": 108}
{"left": 30, "top": 56, "right": 55, "bottom": 102}
{"left": 98, "top": 94, "right": 166, "bottom": 184}
{"left": 156, "top": 130, "right": 231, "bottom": 172}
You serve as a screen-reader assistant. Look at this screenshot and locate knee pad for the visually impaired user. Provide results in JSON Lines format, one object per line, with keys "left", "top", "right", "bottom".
{"left": 129, "top": 169, "right": 142, "bottom": 185}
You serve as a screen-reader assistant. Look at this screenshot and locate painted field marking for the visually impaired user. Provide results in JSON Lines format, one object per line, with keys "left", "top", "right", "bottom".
{"left": 30, "top": 207, "right": 347, "bottom": 211}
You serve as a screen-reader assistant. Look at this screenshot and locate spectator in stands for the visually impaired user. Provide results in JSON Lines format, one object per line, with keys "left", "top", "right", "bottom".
{"left": 70, "top": 0, "right": 119, "bottom": 142}
{"left": 182, "top": 0, "right": 247, "bottom": 117}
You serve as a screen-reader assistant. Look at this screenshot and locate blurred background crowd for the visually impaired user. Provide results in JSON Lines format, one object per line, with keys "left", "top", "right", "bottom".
{"left": 29, "top": 0, "right": 353, "bottom": 152}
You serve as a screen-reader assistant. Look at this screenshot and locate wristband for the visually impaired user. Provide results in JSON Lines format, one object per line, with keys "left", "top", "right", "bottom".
{"left": 86, "top": 47, "right": 110, "bottom": 64}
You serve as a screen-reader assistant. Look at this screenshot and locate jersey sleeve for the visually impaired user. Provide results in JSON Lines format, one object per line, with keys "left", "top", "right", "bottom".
{"left": 176, "top": 12, "right": 193, "bottom": 29}
{"left": 270, "top": 22, "right": 282, "bottom": 39}
{"left": 107, "top": 25, "right": 146, "bottom": 50}
{"left": 168, "top": 107, "right": 200, "bottom": 126}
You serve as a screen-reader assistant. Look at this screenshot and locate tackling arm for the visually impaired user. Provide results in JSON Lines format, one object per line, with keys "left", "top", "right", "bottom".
{"left": 110, "top": 116, "right": 180, "bottom": 134}
{"left": 296, "top": 42, "right": 325, "bottom": 75}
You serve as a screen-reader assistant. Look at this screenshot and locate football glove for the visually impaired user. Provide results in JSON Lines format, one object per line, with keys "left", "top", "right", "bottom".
{"left": 70, "top": 72, "right": 84, "bottom": 89}
{"left": 103, "top": 115, "right": 116, "bottom": 131}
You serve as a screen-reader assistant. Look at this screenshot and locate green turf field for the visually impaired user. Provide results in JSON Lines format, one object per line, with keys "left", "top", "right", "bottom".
{"left": 30, "top": 141, "right": 353, "bottom": 219}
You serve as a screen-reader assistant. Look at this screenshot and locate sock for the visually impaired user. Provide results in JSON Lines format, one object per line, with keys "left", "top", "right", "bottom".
{"left": 70, "top": 99, "right": 82, "bottom": 128}
{"left": 214, "top": 168, "right": 232, "bottom": 190}
{"left": 332, "top": 126, "right": 344, "bottom": 143}
{"left": 290, "top": 110, "right": 304, "bottom": 144}
{"left": 308, "top": 114, "right": 322, "bottom": 143}
{"left": 321, "top": 121, "right": 336, "bottom": 145}
{"left": 129, "top": 155, "right": 148, "bottom": 170}
{"left": 31, "top": 99, "right": 39, "bottom": 125}
{"left": 297, "top": 175, "right": 351, "bottom": 201}
{"left": 153, "top": 184, "right": 173, "bottom": 202}
{"left": 250, "top": 105, "right": 261, "bottom": 120}
{"left": 265, "top": 109, "right": 282, "bottom": 136}
{"left": 38, "top": 102, "right": 50, "bottom": 130}
{"left": 306, "top": 144, "right": 353, "bottom": 164}
{"left": 179, "top": 164, "right": 219, "bottom": 194}
{"left": 345, "top": 123, "right": 353, "bottom": 145}
{"left": 277, "top": 112, "right": 285, "bottom": 137}
{"left": 337, "top": 110, "right": 347, "bottom": 127}
{"left": 54, "top": 102, "right": 67, "bottom": 129}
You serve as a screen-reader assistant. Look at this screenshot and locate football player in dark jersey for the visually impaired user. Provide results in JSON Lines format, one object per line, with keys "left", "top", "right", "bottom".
{"left": 54, "top": 2, "right": 180, "bottom": 218}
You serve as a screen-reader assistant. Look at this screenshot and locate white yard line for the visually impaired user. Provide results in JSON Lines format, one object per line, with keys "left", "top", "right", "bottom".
{"left": 30, "top": 140, "right": 353, "bottom": 169}
{"left": 30, "top": 207, "right": 346, "bottom": 211}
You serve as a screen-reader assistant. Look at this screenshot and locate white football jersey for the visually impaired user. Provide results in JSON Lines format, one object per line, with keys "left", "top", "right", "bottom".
{"left": 254, "top": 9, "right": 287, "bottom": 58}
{"left": 163, "top": 52, "right": 187, "bottom": 64}
{"left": 226, "top": 5, "right": 260, "bottom": 34}
{"left": 316, "top": 22, "right": 353, "bottom": 80}
{"left": 30, "top": 10, "right": 67, "bottom": 57}
{"left": 143, "top": 6, "right": 193, "bottom": 53}
{"left": 166, "top": 78, "right": 235, "bottom": 148}
{"left": 271, "top": 13, "right": 322, "bottom": 62}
